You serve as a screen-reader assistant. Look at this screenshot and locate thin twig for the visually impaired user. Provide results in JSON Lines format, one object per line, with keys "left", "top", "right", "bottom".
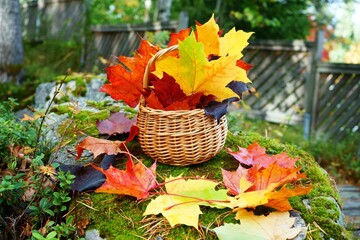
{"left": 34, "top": 74, "right": 68, "bottom": 156}
{"left": 0, "top": 215, "right": 16, "bottom": 240}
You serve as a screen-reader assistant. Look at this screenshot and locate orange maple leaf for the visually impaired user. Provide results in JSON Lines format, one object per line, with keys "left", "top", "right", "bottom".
{"left": 247, "top": 163, "right": 306, "bottom": 192}
{"left": 265, "top": 185, "right": 312, "bottom": 211}
{"left": 93, "top": 159, "right": 157, "bottom": 199}
{"left": 101, "top": 40, "right": 161, "bottom": 107}
{"left": 76, "top": 136, "right": 123, "bottom": 160}
{"left": 168, "top": 28, "right": 192, "bottom": 47}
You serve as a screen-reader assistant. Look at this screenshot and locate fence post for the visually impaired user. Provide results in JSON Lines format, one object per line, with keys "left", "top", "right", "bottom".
{"left": 304, "top": 30, "right": 325, "bottom": 139}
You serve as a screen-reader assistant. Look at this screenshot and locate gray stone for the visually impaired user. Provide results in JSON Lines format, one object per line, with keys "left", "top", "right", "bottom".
{"left": 35, "top": 82, "right": 56, "bottom": 109}
{"left": 290, "top": 211, "right": 307, "bottom": 240}
{"left": 85, "top": 229, "right": 106, "bottom": 240}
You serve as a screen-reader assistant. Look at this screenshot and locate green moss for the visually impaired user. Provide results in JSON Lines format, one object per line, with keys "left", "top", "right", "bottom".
{"left": 78, "top": 130, "right": 350, "bottom": 239}
{"left": 84, "top": 194, "right": 146, "bottom": 239}
{"left": 53, "top": 106, "right": 111, "bottom": 143}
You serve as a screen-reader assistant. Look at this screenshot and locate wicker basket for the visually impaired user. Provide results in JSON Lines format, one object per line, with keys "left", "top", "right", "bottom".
{"left": 137, "top": 45, "right": 228, "bottom": 166}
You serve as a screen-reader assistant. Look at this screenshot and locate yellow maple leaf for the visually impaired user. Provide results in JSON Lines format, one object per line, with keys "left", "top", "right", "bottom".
{"left": 196, "top": 14, "right": 220, "bottom": 56}
{"left": 143, "top": 175, "right": 229, "bottom": 229}
{"left": 153, "top": 32, "right": 241, "bottom": 101}
{"left": 214, "top": 209, "right": 305, "bottom": 240}
{"left": 219, "top": 27, "right": 253, "bottom": 59}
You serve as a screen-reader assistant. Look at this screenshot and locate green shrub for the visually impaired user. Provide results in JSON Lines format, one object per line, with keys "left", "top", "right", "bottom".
{"left": 0, "top": 99, "right": 38, "bottom": 169}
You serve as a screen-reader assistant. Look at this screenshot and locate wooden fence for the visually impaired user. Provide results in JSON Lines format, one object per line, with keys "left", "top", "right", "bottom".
{"left": 88, "top": 22, "right": 178, "bottom": 69}
{"left": 242, "top": 40, "right": 313, "bottom": 125}
{"left": 21, "top": 0, "right": 85, "bottom": 41}
{"left": 310, "top": 63, "right": 360, "bottom": 140}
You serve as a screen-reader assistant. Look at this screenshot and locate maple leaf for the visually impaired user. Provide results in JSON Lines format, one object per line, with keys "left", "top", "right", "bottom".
{"left": 153, "top": 32, "right": 241, "bottom": 101}
{"left": 213, "top": 209, "right": 305, "bottom": 240}
{"left": 227, "top": 142, "right": 298, "bottom": 169}
{"left": 204, "top": 97, "right": 239, "bottom": 122}
{"left": 96, "top": 112, "right": 137, "bottom": 136}
{"left": 168, "top": 27, "right": 191, "bottom": 47}
{"left": 265, "top": 184, "right": 312, "bottom": 211}
{"left": 226, "top": 81, "right": 249, "bottom": 99}
{"left": 59, "top": 155, "right": 115, "bottom": 192}
{"left": 76, "top": 136, "right": 123, "bottom": 160}
{"left": 146, "top": 75, "right": 204, "bottom": 111}
{"left": 219, "top": 27, "right": 253, "bottom": 59}
{"left": 195, "top": 14, "right": 220, "bottom": 56}
{"left": 236, "top": 59, "right": 253, "bottom": 72}
{"left": 247, "top": 163, "right": 306, "bottom": 192}
{"left": 143, "top": 176, "right": 228, "bottom": 229}
{"left": 101, "top": 40, "right": 161, "bottom": 107}
{"left": 221, "top": 167, "right": 250, "bottom": 196}
{"left": 145, "top": 92, "right": 165, "bottom": 110}
{"left": 93, "top": 158, "right": 157, "bottom": 199}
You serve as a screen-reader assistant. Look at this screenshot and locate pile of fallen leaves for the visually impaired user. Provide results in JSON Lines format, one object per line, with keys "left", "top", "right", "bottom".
{"left": 101, "top": 15, "right": 253, "bottom": 120}
{"left": 65, "top": 109, "right": 312, "bottom": 239}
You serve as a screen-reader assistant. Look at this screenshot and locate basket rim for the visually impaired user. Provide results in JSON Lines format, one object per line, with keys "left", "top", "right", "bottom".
{"left": 139, "top": 104, "right": 207, "bottom": 115}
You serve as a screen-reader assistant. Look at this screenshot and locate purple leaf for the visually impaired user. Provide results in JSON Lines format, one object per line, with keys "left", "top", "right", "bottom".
{"left": 97, "top": 112, "right": 137, "bottom": 136}
{"left": 204, "top": 97, "right": 239, "bottom": 122}
{"left": 226, "top": 81, "right": 250, "bottom": 99}
{"left": 58, "top": 155, "right": 115, "bottom": 192}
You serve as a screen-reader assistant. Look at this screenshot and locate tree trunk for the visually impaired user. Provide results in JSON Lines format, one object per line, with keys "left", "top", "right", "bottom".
{"left": 0, "top": 0, "right": 24, "bottom": 83}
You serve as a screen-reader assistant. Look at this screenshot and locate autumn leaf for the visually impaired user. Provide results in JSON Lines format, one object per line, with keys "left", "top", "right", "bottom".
{"left": 227, "top": 142, "right": 298, "bottom": 169}
{"left": 93, "top": 159, "right": 157, "bottom": 199}
{"left": 59, "top": 155, "right": 115, "bottom": 192}
{"left": 237, "top": 59, "right": 253, "bottom": 72}
{"left": 101, "top": 40, "right": 161, "bottom": 107}
{"left": 195, "top": 14, "right": 220, "bottom": 56}
{"left": 221, "top": 167, "right": 251, "bottom": 196}
{"left": 153, "top": 32, "right": 241, "bottom": 101}
{"left": 97, "top": 112, "right": 137, "bottom": 136}
{"left": 222, "top": 142, "right": 311, "bottom": 211}
{"left": 219, "top": 27, "right": 253, "bottom": 59}
{"left": 204, "top": 97, "right": 239, "bottom": 121}
{"left": 143, "top": 176, "right": 228, "bottom": 229}
{"left": 247, "top": 163, "right": 306, "bottom": 192}
{"left": 265, "top": 184, "right": 312, "bottom": 211}
{"left": 76, "top": 136, "right": 123, "bottom": 160}
{"left": 146, "top": 74, "right": 205, "bottom": 110}
{"left": 213, "top": 209, "right": 305, "bottom": 240}
{"left": 168, "top": 27, "right": 191, "bottom": 47}
{"left": 21, "top": 113, "right": 41, "bottom": 121}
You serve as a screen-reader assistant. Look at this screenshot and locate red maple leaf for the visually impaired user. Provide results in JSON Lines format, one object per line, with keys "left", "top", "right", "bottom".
{"left": 101, "top": 40, "right": 161, "bottom": 107}
{"left": 145, "top": 74, "right": 205, "bottom": 111}
{"left": 93, "top": 159, "right": 157, "bottom": 199}
{"left": 151, "top": 73, "right": 187, "bottom": 107}
{"left": 221, "top": 166, "right": 249, "bottom": 195}
{"left": 227, "top": 142, "right": 298, "bottom": 169}
{"left": 236, "top": 60, "right": 253, "bottom": 72}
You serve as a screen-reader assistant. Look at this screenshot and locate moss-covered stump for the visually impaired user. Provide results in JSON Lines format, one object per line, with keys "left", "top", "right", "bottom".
{"left": 76, "top": 131, "right": 350, "bottom": 240}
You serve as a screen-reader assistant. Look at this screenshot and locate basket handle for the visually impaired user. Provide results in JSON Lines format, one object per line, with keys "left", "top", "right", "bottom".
{"left": 141, "top": 45, "right": 178, "bottom": 105}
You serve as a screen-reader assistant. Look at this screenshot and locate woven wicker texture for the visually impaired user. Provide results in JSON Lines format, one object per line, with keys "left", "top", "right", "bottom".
{"left": 137, "top": 45, "right": 228, "bottom": 166}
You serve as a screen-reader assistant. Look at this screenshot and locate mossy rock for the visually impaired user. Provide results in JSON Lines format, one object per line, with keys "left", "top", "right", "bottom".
{"left": 75, "top": 131, "right": 351, "bottom": 240}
